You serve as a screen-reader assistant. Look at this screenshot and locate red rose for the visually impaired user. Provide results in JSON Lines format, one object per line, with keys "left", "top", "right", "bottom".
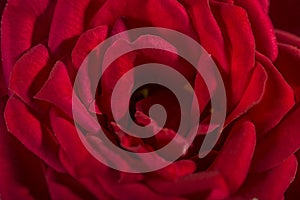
{"left": 0, "top": 0, "right": 300, "bottom": 199}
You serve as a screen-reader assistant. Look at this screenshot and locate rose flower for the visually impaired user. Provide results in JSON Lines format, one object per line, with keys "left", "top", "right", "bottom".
{"left": 0, "top": 0, "right": 300, "bottom": 199}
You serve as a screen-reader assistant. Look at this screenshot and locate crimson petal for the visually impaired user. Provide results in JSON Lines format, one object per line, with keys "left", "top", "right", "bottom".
{"left": 275, "top": 42, "right": 300, "bottom": 103}
{"left": 46, "top": 168, "right": 97, "bottom": 200}
{"left": 9, "top": 44, "right": 51, "bottom": 105}
{"left": 226, "top": 63, "right": 267, "bottom": 125}
{"left": 251, "top": 105, "right": 300, "bottom": 172}
{"left": 90, "top": 0, "right": 195, "bottom": 38}
{"left": 0, "top": 97, "right": 50, "bottom": 200}
{"left": 71, "top": 25, "right": 108, "bottom": 71}
{"left": 246, "top": 52, "right": 295, "bottom": 135}
{"left": 211, "top": 2, "right": 255, "bottom": 107}
{"left": 1, "top": 0, "right": 54, "bottom": 85}
{"left": 153, "top": 160, "right": 196, "bottom": 181}
{"left": 4, "top": 95, "right": 64, "bottom": 172}
{"left": 276, "top": 30, "right": 300, "bottom": 49}
{"left": 49, "top": 108, "right": 114, "bottom": 198}
{"left": 235, "top": 0, "right": 278, "bottom": 61}
{"left": 237, "top": 155, "right": 297, "bottom": 200}
{"left": 210, "top": 121, "right": 256, "bottom": 193}
{"left": 35, "top": 61, "right": 73, "bottom": 117}
{"left": 285, "top": 150, "right": 300, "bottom": 199}
{"left": 183, "top": 0, "right": 230, "bottom": 74}
{"left": 48, "top": 0, "right": 90, "bottom": 57}
{"left": 146, "top": 170, "right": 229, "bottom": 199}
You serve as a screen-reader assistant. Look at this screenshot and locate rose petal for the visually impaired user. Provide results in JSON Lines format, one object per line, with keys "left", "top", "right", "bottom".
{"left": 48, "top": 0, "right": 90, "bottom": 57}
{"left": 49, "top": 108, "right": 114, "bottom": 198}
{"left": 49, "top": 108, "right": 97, "bottom": 176}
{"left": 251, "top": 105, "right": 300, "bottom": 172}
{"left": 235, "top": 0, "right": 278, "bottom": 61}
{"left": 211, "top": 2, "right": 255, "bottom": 107}
{"left": 71, "top": 26, "right": 108, "bottom": 107}
{"left": 182, "top": 0, "right": 230, "bottom": 74}
{"left": 194, "top": 70, "right": 216, "bottom": 114}
{"left": 98, "top": 49, "right": 135, "bottom": 121}
{"left": 72, "top": 25, "right": 108, "bottom": 71}
{"left": 226, "top": 63, "right": 267, "bottom": 125}
{"left": 0, "top": 64, "right": 7, "bottom": 97}
{"left": 9, "top": 44, "right": 51, "bottom": 107}
{"left": 285, "top": 150, "right": 300, "bottom": 199}
{"left": 90, "top": 0, "right": 195, "bottom": 38}
{"left": 153, "top": 160, "right": 196, "bottom": 180}
{"left": 246, "top": 52, "right": 295, "bottom": 135}
{"left": 113, "top": 183, "right": 185, "bottom": 200}
{"left": 276, "top": 30, "right": 300, "bottom": 49}
{"left": 275, "top": 43, "right": 300, "bottom": 103}
{"left": 1, "top": 0, "right": 55, "bottom": 85}
{"left": 212, "top": 3, "right": 255, "bottom": 110}
{"left": 237, "top": 154, "right": 297, "bottom": 200}
{"left": 0, "top": 0, "right": 6, "bottom": 94}
{"left": 0, "top": 96, "right": 50, "bottom": 200}
{"left": 258, "top": 0, "right": 269, "bottom": 13}
{"left": 210, "top": 121, "right": 256, "bottom": 193}
{"left": 118, "top": 172, "right": 144, "bottom": 184}
{"left": 35, "top": 61, "right": 73, "bottom": 117}
{"left": 146, "top": 170, "right": 229, "bottom": 199}
{"left": 46, "top": 168, "right": 97, "bottom": 200}
{"left": 4, "top": 95, "right": 64, "bottom": 172}
{"left": 111, "top": 122, "right": 145, "bottom": 151}
{"left": 136, "top": 89, "right": 181, "bottom": 131}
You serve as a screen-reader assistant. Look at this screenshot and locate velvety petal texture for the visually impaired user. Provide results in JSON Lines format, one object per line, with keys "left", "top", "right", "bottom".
{"left": 1, "top": 0, "right": 55, "bottom": 85}
{"left": 1, "top": 0, "right": 300, "bottom": 199}
{"left": 210, "top": 121, "right": 256, "bottom": 193}
{"left": 4, "top": 95, "right": 64, "bottom": 172}
{"left": 0, "top": 97, "right": 50, "bottom": 200}
{"left": 237, "top": 155, "right": 297, "bottom": 200}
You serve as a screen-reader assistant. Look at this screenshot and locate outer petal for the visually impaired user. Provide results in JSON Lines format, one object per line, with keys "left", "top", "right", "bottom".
{"left": 9, "top": 44, "right": 52, "bottom": 113}
{"left": 0, "top": 97, "right": 50, "bottom": 200}
{"left": 146, "top": 170, "right": 229, "bottom": 199}
{"left": 251, "top": 105, "right": 300, "bottom": 172}
{"left": 246, "top": 52, "right": 295, "bottom": 135}
{"left": 90, "top": 0, "right": 196, "bottom": 38}
{"left": 226, "top": 63, "right": 267, "bottom": 125}
{"left": 211, "top": 2, "right": 255, "bottom": 107}
{"left": 4, "top": 95, "right": 64, "bottom": 172}
{"left": 275, "top": 42, "right": 300, "bottom": 103}
{"left": 182, "top": 0, "right": 230, "bottom": 74}
{"left": 153, "top": 160, "right": 196, "bottom": 181}
{"left": 49, "top": 108, "right": 114, "bottom": 199}
{"left": 35, "top": 61, "right": 73, "bottom": 117}
{"left": 0, "top": 65, "right": 6, "bottom": 97}
{"left": 276, "top": 30, "right": 300, "bottom": 48}
{"left": 46, "top": 168, "right": 97, "bottom": 200}
{"left": 237, "top": 155, "right": 297, "bottom": 200}
{"left": 112, "top": 183, "right": 185, "bottom": 200}
{"left": 285, "top": 150, "right": 300, "bottom": 199}
{"left": 71, "top": 25, "right": 108, "bottom": 71}
{"left": 235, "top": 0, "right": 278, "bottom": 60}
{"left": 48, "top": 0, "right": 90, "bottom": 57}
{"left": 1, "top": 0, "right": 55, "bottom": 84}
{"left": 258, "top": 0, "right": 269, "bottom": 13}
{"left": 35, "top": 61, "right": 100, "bottom": 133}
{"left": 0, "top": 1, "right": 7, "bottom": 96}
{"left": 210, "top": 121, "right": 256, "bottom": 193}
